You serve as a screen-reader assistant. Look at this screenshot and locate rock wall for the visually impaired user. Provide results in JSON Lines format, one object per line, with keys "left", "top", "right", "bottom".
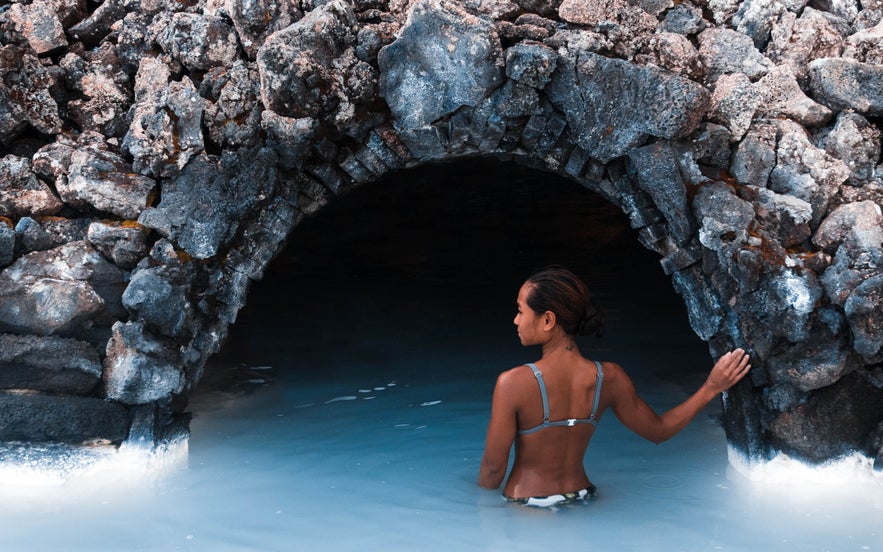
{"left": 0, "top": 0, "right": 882, "bottom": 466}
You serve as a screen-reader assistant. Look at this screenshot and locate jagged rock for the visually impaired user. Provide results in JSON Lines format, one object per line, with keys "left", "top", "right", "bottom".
{"left": 1, "top": 0, "right": 68, "bottom": 55}
{"left": 86, "top": 221, "right": 149, "bottom": 269}
{"left": 844, "top": 20, "right": 883, "bottom": 64}
{"left": 766, "top": 8, "right": 849, "bottom": 83}
{"left": 558, "top": 0, "right": 657, "bottom": 35}
{"left": 812, "top": 0, "right": 860, "bottom": 22}
{"left": 548, "top": 51, "right": 709, "bottom": 162}
{"left": 258, "top": 0, "right": 359, "bottom": 119}
{"left": 31, "top": 139, "right": 75, "bottom": 184}
{"left": 464, "top": 0, "right": 521, "bottom": 18}
{"left": 818, "top": 111, "right": 881, "bottom": 184}
{"left": 672, "top": 266, "right": 724, "bottom": 340}
{"left": 0, "top": 155, "right": 63, "bottom": 218}
{"left": 226, "top": 0, "right": 303, "bottom": 59}
{"left": 749, "top": 186, "right": 813, "bottom": 248}
{"left": 154, "top": 13, "right": 240, "bottom": 72}
{"left": 14, "top": 216, "right": 91, "bottom": 255}
{"left": 697, "top": 27, "right": 773, "bottom": 83}
{"left": 731, "top": 121, "right": 777, "bottom": 186}
{"left": 0, "top": 391, "right": 130, "bottom": 443}
{"left": 769, "top": 372, "right": 883, "bottom": 462}
{"left": 755, "top": 268, "right": 824, "bottom": 343}
{"left": 138, "top": 148, "right": 276, "bottom": 259}
{"left": 59, "top": 44, "right": 131, "bottom": 137}
{"left": 816, "top": 201, "right": 883, "bottom": 305}
{"left": 769, "top": 120, "right": 850, "bottom": 225}
{"left": 67, "top": 0, "right": 129, "bottom": 44}
{"left": 766, "top": 327, "right": 855, "bottom": 392}
{"left": 0, "top": 219, "right": 13, "bottom": 267}
{"left": 633, "top": 32, "right": 704, "bottom": 80}
{"left": 261, "top": 112, "right": 318, "bottom": 170}
{"left": 845, "top": 275, "right": 883, "bottom": 357}
{"left": 754, "top": 67, "right": 833, "bottom": 127}
{"left": 201, "top": 61, "right": 263, "bottom": 149}
{"left": 0, "top": 334, "right": 101, "bottom": 394}
{"left": 693, "top": 181, "right": 755, "bottom": 253}
{"left": 0, "top": 241, "right": 125, "bottom": 338}
{"left": 504, "top": 42, "right": 557, "bottom": 89}
{"left": 58, "top": 147, "right": 156, "bottom": 220}
{"left": 122, "top": 265, "right": 192, "bottom": 338}
{"left": 0, "top": 45, "right": 63, "bottom": 144}
{"left": 378, "top": 0, "right": 504, "bottom": 129}
{"left": 103, "top": 320, "right": 184, "bottom": 404}
{"left": 809, "top": 57, "right": 883, "bottom": 115}
{"left": 658, "top": 3, "right": 707, "bottom": 35}
{"left": 628, "top": 141, "right": 694, "bottom": 245}
{"left": 709, "top": 73, "right": 761, "bottom": 140}
{"left": 731, "top": 0, "right": 806, "bottom": 48}
{"left": 122, "top": 57, "right": 204, "bottom": 178}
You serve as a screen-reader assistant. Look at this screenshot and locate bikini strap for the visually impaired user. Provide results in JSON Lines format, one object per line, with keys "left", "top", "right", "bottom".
{"left": 525, "top": 363, "right": 550, "bottom": 425}
{"left": 590, "top": 360, "right": 604, "bottom": 420}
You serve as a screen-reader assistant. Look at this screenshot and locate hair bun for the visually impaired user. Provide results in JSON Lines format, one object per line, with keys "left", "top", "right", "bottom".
{"left": 577, "top": 305, "right": 604, "bottom": 337}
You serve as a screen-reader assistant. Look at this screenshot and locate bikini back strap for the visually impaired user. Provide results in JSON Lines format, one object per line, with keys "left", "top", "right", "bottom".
{"left": 525, "top": 363, "right": 550, "bottom": 424}
{"left": 590, "top": 360, "right": 604, "bottom": 420}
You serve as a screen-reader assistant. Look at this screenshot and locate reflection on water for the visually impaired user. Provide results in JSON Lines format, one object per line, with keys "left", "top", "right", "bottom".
{"left": 0, "top": 160, "right": 880, "bottom": 550}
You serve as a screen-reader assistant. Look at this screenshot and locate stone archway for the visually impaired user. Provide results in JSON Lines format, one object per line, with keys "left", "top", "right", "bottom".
{"left": 0, "top": 0, "right": 881, "bottom": 468}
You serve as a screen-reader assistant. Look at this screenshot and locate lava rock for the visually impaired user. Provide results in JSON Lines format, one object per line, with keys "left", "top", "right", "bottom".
{"left": 58, "top": 147, "right": 156, "bottom": 220}
{"left": 0, "top": 45, "right": 63, "bottom": 144}
{"left": 378, "top": 0, "right": 504, "bottom": 129}
{"left": 0, "top": 333, "right": 102, "bottom": 394}
{"left": 0, "top": 155, "right": 63, "bottom": 219}
{"left": 86, "top": 220, "right": 149, "bottom": 269}
{"left": 809, "top": 57, "right": 883, "bottom": 115}
{"left": 154, "top": 12, "right": 240, "bottom": 72}
{"left": 0, "top": 391, "right": 130, "bottom": 443}
{"left": 103, "top": 320, "right": 184, "bottom": 404}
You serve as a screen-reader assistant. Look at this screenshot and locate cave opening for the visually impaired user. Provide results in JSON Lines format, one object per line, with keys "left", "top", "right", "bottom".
{"left": 194, "top": 156, "right": 707, "bottom": 409}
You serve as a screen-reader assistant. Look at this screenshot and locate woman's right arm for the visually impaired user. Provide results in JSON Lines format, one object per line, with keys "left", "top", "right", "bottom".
{"left": 478, "top": 371, "right": 518, "bottom": 489}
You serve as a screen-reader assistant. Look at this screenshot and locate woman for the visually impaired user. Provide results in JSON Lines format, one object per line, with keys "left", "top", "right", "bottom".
{"left": 478, "top": 267, "right": 751, "bottom": 507}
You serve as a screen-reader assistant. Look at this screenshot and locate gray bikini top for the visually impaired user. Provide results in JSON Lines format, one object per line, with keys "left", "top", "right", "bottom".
{"left": 517, "top": 361, "right": 604, "bottom": 435}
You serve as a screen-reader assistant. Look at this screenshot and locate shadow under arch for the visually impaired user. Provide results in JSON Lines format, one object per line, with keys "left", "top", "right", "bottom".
{"left": 196, "top": 156, "right": 705, "bottom": 409}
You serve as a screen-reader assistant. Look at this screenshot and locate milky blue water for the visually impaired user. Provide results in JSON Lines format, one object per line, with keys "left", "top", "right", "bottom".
{"left": 0, "top": 161, "right": 881, "bottom": 551}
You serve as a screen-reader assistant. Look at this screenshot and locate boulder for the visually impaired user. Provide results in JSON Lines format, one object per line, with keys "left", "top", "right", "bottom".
{"left": 138, "top": 148, "right": 277, "bottom": 259}
{"left": 697, "top": 27, "right": 773, "bottom": 83}
{"left": 0, "top": 391, "right": 130, "bottom": 443}
{"left": 59, "top": 44, "right": 131, "bottom": 138}
{"left": 226, "top": 0, "right": 303, "bottom": 59}
{"left": 709, "top": 73, "right": 761, "bottom": 140}
{"left": 845, "top": 275, "right": 883, "bottom": 358}
{"left": 754, "top": 67, "right": 833, "bottom": 127}
{"left": 628, "top": 141, "right": 694, "bottom": 245}
{"left": 0, "top": 241, "right": 126, "bottom": 338}
{"left": 378, "top": 0, "right": 504, "bottom": 129}
{"left": 765, "top": 8, "right": 849, "bottom": 82}
{"left": 0, "top": 45, "right": 63, "bottom": 145}
{"left": 154, "top": 13, "right": 240, "bottom": 72}
{"left": 0, "top": 333, "right": 101, "bottom": 394}
{"left": 0, "top": 155, "right": 63, "bottom": 218}
{"left": 844, "top": 19, "right": 883, "bottom": 64}
{"left": 86, "top": 221, "right": 149, "bottom": 269}
{"left": 2, "top": 0, "right": 68, "bottom": 55}
{"left": 748, "top": 186, "right": 812, "bottom": 248}
{"left": 15, "top": 216, "right": 91, "bottom": 255}
{"left": 103, "top": 321, "right": 184, "bottom": 404}
{"left": 818, "top": 111, "right": 881, "bottom": 184}
{"left": 258, "top": 0, "right": 359, "bottom": 119}
{"left": 122, "top": 57, "right": 204, "bottom": 178}
{"left": 808, "top": 58, "right": 883, "bottom": 115}
{"left": 730, "top": 121, "right": 777, "bottom": 187}
{"left": 547, "top": 51, "right": 710, "bottom": 162}
{"left": 0, "top": 219, "right": 12, "bottom": 267}
{"left": 769, "top": 372, "right": 883, "bottom": 463}
{"left": 201, "top": 61, "right": 263, "bottom": 149}
{"left": 57, "top": 147, "right": 156, "bottom": 219}
{"left": 504, "top": 41, "right": 557, "bottom": 89}
{"left": 122, "top": 265, "right": 192, "bottom": 338}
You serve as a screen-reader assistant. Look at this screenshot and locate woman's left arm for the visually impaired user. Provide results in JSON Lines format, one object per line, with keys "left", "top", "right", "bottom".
{"left": 478, "top": 371, "right": 518, "bottom": 489}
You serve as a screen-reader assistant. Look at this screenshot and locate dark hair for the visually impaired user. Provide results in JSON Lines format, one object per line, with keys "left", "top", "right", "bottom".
{"left": 524, "top": 267, "right": 604, "bottom": 337}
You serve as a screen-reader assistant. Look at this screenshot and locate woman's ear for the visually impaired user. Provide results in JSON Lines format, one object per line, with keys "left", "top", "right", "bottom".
{"left": 543, "top": 311, "right": 557, "bottom": 331}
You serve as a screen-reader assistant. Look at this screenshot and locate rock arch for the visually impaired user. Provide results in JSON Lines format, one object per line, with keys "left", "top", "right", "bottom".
{"left": 0, "top": 0, "right": 882, "bottom": 468}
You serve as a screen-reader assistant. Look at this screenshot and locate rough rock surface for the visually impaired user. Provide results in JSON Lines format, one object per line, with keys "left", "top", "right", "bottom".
{"left": 0, "top": 0, "right": 881, "bottom": 468}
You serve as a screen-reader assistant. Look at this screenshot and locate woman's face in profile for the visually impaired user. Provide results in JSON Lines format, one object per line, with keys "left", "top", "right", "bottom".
{"left": 514, "top": 283, "right": 543, "bottom": 346}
